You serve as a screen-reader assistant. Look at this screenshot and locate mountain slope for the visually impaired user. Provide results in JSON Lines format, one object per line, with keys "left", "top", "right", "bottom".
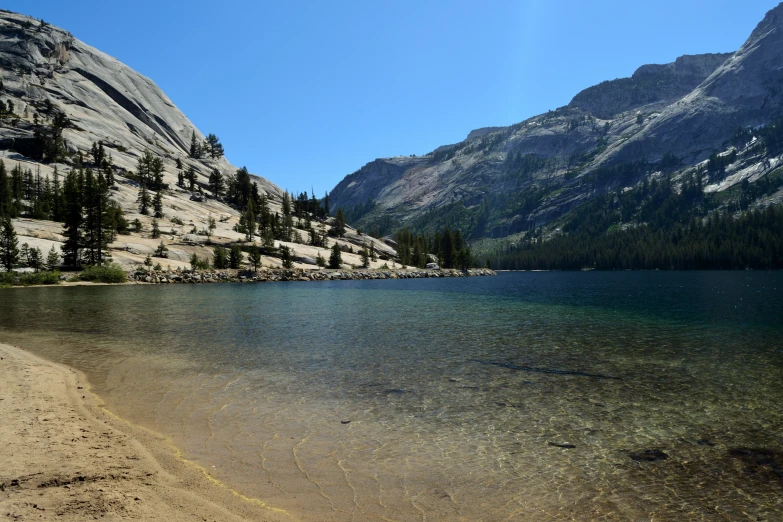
{"left": 329, "top": 3, "right": 783, "bottom": 242}
{"left": 0, "top": 11, "right": 400, "bottom": 272}
{"left": 0, "top": 9, "right": 281, "bottom": 197}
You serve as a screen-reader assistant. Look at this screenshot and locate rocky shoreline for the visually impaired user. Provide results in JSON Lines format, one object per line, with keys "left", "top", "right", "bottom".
{"left": 129, "top": 267, "right": 496, "bottom": 284}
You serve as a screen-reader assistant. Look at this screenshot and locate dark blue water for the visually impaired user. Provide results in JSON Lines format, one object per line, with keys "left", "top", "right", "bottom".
{"left": 1, "top": 272, "right": 781, "bottom": 521}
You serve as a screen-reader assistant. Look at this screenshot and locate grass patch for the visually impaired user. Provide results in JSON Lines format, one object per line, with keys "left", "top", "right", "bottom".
{"left": 78, "top": 263, "right": 127, "bottom": 283}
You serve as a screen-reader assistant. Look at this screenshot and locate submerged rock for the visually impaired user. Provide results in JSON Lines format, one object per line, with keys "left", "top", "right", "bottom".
{"left": 548, "top": 442, "right": 576, "bottom": 449}
{"left": 629, "top": 449, "right": 669, "bottom": 462}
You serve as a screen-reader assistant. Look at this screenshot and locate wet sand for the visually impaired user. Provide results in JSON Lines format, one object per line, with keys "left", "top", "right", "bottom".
{"left": 0, "top": 343, "right": 293, "bottom": 521}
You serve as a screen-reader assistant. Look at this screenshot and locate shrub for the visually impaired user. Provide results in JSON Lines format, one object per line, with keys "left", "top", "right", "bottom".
{"left": 0, "top": 270, "right": 61, "bottom": 286}
{"left": 78, "top": 263, "right": 127, "bottom": 283}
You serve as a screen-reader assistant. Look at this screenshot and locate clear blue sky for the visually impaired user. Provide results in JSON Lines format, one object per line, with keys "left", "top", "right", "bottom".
{"left": 4, "top": 1, "right": 778, "bottom": 194}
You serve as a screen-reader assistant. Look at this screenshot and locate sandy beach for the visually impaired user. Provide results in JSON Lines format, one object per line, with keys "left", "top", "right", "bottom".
{"left": 0, "top": 343, "right": 293, "bottom": 522}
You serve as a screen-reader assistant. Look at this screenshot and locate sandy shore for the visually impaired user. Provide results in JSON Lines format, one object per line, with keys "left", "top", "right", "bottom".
{"left": 0, "top": 343, "right": 294, "bottom": 521}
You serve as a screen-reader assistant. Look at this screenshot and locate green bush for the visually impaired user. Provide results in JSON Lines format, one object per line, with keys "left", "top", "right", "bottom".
{"left": 78, "top": 263, "right": 127, "bottom": 283}
{"left": 0, "top": 270, "right": 61, "bottom": 287}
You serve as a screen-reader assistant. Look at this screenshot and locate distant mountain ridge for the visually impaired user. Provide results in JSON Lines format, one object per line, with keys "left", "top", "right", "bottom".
{"left": 329, "top": 3, "right": 783, "bottom": 241}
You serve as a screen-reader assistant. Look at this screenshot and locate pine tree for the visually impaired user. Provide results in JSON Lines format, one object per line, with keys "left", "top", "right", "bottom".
{"left": 62, "top": 169, "right": 83, "bottom": 267}
{"left": 186, "top": 166, "right": 196, "bottom": 190}
{"left": 79, "top": 170, "right": 112, "bottom": 266}
{"left": 328, "top": 242, "right": 342, "bottom": 269}
{"left": 46, "top": 245, "right": 60, "bottom": 271}
{"left": 204, "top": 134, "right": 224, "bottom": 159}
{"left": 229, "top": 244, "right": 242, "bottom": 269}
{"left": 176, "top": 158, "right": 184, "bottom": 187}
{"left": 19, "top": 242, "right": 29, "bottom": 266}
{"left": 104, "top": 157, "right": 115, "bottom": 187}
{"left": 333, "top": 207, "right": 346, "bottom": 237}
{"left": 81, "top": 170, "right": 99, "bottom": 265}
{"left": 361, "top": 243, "right": 370, "bottom": 268}
{"left": 262, "top": 224, "right": 275, "bottom": 249}
{"left": 151, "top": 156, "right": 164, "bottom": 191}
{"left": 208, "top": 169, "right": 224, "bottom": 198}
{"left": 153, "top": 190, "right": 164, "bottom": 218}
{"left": 154, "top": 241, "right": 169, "bottom": 258}
{"left": 280, "top": 245, "right": 294, "bottom": 269}
{"left": 440, "top": 228, "right": 455, "bottom": 268}
{"left": 244, "top": 199, "right": 255, "bottom": 242}
{"left": 412, "top": 240, "right": 424, "bottom": 268}
{"left": 51, "top": 166, "right": 64, "bottom": 222}
{"left": 258, "top": 194, "right": 270, "bottom": 235}
{"left": 136, "top": 150, "right": 157, "bottom": 199}
{"left": 212, "top": 245, "right": 228, "bottom": 269}
{"left": 151, "top": 219, "right": 160, "bottom": 239}
{"left": 0, "top": 216, "right": 18, "bottom": 271}
{"left": 27, "top": 246, "right": 42, "bottom": 272}
{"left": 249, "top": 247, "right": 261, "bottom": 272}
{"left": 190, "top": 131, "right": 201, "bottom": 159}
{"left": 10, "top": 164, "right": 22, "bottom": 216}
{"left": 0, "top": 160, "right": 10, "bottom": 218}
{"left": 138, "top": 183, "right": 151, "bottom": 215}
{"left": 231, "top": 167, "right": 252, "bottom": 209}
{"left": 91, "top": 141, "right": 105, "bottom": 166}
{"left": 207, "top": 214, "right": 216, "bottom": 241}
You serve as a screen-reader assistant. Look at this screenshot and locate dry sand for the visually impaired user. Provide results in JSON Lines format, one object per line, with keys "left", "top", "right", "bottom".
{"left": 0, "top": 343, "right": 295, "bottom": 521}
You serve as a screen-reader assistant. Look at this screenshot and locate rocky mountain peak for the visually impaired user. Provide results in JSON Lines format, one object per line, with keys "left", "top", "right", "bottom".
{"left": 568, "top": 53, "right": 731, "bottom": 119}
{"left": 605, "top": 2, "right": 783, "bottom": 166}
{"left": 632, "top": 53, "right": 732, "bottom": 81}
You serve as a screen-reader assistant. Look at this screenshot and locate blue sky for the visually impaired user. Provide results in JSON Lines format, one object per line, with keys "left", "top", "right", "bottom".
{"left": 4, "top": 1, "right": 777, "bottom": 194}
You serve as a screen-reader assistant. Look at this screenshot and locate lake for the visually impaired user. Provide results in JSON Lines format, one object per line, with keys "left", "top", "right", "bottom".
{"left": 1, "top": 272, "right": 782, "bottom": 520}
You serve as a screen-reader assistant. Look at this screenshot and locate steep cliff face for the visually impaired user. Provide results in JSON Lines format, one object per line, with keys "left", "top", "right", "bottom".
{"left": 0, "top": 10, "right": 281, "bottom": 197}
{"left": 330, "top": 3, "right": 783, "bottom": 240}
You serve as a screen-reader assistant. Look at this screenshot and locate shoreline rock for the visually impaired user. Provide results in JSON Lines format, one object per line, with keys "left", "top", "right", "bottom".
{"left": 129, "top": 267, "right": 497, "bottom": 285}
